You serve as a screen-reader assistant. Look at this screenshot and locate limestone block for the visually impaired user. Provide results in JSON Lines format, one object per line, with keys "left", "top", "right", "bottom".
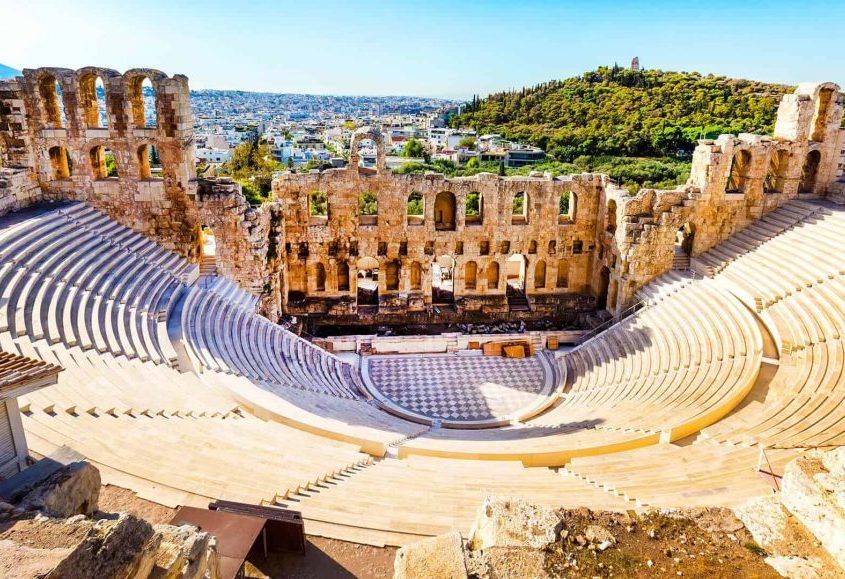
{"left": 468, "top": 496, "right": 560, "bottom": 551}
{"left": 151, "top": 523, "right": 219, "bottom": 579}
{"left": 393, "top": 531, "right": 467, "bottom": 579}
{"left": 19, "top": 461, "right": 100, "bottom": 517}
{"left": 734, "top": 495, "right": 789, "bottom": 549}
{"left": 782, "top": 450, "right": 845, "bottom": 572}
{"left": 46, "top": 513, "right": 158, "bottom": 579}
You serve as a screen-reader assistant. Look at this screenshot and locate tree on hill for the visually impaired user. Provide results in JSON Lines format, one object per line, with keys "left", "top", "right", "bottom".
{"left": 451, "top": 67, "right": 792, "bottom": 159}
{"left": 457, "top": 137, "right": 476, "bottom": 149}
{"left": 403, "top": 138, "right": 425, "bottom": 158}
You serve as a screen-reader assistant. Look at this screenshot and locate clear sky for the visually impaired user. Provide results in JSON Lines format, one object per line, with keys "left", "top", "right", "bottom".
{"left": 1, "top": 0, "right": 842, "bottom": 99}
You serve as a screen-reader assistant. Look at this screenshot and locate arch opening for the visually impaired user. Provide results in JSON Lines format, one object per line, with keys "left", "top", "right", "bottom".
{"left": 434, "top": 191, "right": 456, "bottom": 231}
{"left": 556, "top": 259, "right": 569, "bottom": 289}
{"left": 432, "top": 255, "right": 455, "bottom": 304}
{"left": 48, "top": 146, "right": 71, "bottom": 179}
{"left": 534, "top": 260, "right": 547, "bottom": 289}
{"left": 465, "top": 191, "right": 483, "bottom": 225}
{"left": 309, "top": 191, "right": 328, "bottom": 224}
{"left": 505, "top": 254, "right": 527, "bottom": 291}
{"left": 726, "top": 150, "right": 752, "bottom": 193}
{"left": 407, "top": 191, "right": 424, "bottom": 225}
{"left": 359, "top": 190, "right": 378, "bottom": 226}
{"left": 605, "top": 199, "right": 617, "bottom": 234}
{"left": 38, "top": 75, "right": 65, "bottom": 129}
{"left": 800, "top": 150, "right": 821, "bottom": 194}
{"left": 464, "top": 260, "right": 478, "bottom": 290}
{"left": 315, "top": 262, "right": 327, "bottom": 292}
{"left": 337, "top": 262, "right": 350, "bottom": 292}
{"left": 811, "top": 88, "right": 835, "bottom": 142}
{"left": 80, "top": 74, "right": 108, "bottom": 128}
{"left": 597, "top": 266, "right": 611, "bottom": 310}
{"left": 89, "top": 145, "right": 118, "bottom": 179}
{"left": 356, "top": 256, "right": 379, "bottom": 306}
{"left": 410, "top": 261, "right": 422, "bottom": 291}
{"left": 511, "top": 191, "right": 527, "bottom": 224}
{"left": 130, "top": 76, "right": 157, "bottom": 128}
{"left": 764, "top": 150, "right": 789, "bottom": 194}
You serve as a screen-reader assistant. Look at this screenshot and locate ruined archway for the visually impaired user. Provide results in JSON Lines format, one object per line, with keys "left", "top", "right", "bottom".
{"left": 349, "top": 126, "right": 385, "bottom": 172}
{"left": 434, "top": 191, "right": 456, "bottom": 231}
{"left": 48, "top": 145, "right": 70, "bottom": 179}
{"left": 764, "top": 149, "right": 789, "bottom": 194}
{"left": 432, "top": 255, "right": 455, "bottom": 304}
{"left": 356, "top": 256, "right": 379, "bottom": 306}
{"left": 534, "top": 260, "right": 547, "bottom": 289}
{"left": 465, "top": 191, "right": 483, "bottom": 225}
{"left": 37, "top": 73, "right": 64, "bottom": 129}
{"left": 800, "top": 150, "right": 821, "bottom": 194}
{"left": 337, "top": 261, "right": 350, "bottom": 292}
{"left": 464, "top": 260, "right": 478, "bottom": 290}
{"left": 79, "top": 72, "right": 108, "bottom": 128}
{"left": 597, "top": 266, "right": 611, "bottom": 310}
{"left": 505, "top": 254, "right": 527, "bottom": 291}
{"left": 89, "top": 145, "right": 118, "bottom": 179}
{"left": 410, "top": 261, "right": 422, "bottom": 291}
{"left": 486, "top": 261, "right": 500, "bottom": 290}
{"left": 726, "top": 150, "right": 752, "bottom": 193}
{"left": 605, "top": 200, "right": 617, "bottom": 234}
{"left": 407, "top": 191, "right": 424, "bottom": 225}
{"left": 511, "top": 191, "right": 528, "bottom": 224}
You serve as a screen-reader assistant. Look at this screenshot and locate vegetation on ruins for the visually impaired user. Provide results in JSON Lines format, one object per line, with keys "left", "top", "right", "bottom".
{"left": 309, "top": 191, "right": 328, "bottom": 216}
{"left": 452, "top": 67, "right": 792, "bottom": 159}
{"left": 359, "top": 190, "right": 378, "bottom": 215}
{"left": 407, "top": 191, "right": 424, "bottom": 215}
{"left": 105, "top": 152, "right": 118, "bottom": 178}
{"left": 219, "top": 137, "right": 283, "bottom": 204}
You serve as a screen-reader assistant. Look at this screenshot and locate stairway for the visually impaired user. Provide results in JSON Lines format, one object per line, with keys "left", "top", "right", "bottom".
{"left": 507, "top": 285, "right": 530, "bottom": 312}
{"left": 672, "top": 253, "right": 691, "bottom": 270}
{"left": 199, "top": 254, "right": 217, "bottom": 278}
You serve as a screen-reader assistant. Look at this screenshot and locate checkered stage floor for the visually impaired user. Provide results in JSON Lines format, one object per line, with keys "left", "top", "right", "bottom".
{"left": 365, "top": 354, "right": 550, "bottom": 422}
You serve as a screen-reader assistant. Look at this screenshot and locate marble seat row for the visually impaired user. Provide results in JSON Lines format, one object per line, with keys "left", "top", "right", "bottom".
{"left": 181, "top": 286, "right": 358, "bottom": 399}
{"left": 0, "top": 202, "right": 196, "bottom": 365}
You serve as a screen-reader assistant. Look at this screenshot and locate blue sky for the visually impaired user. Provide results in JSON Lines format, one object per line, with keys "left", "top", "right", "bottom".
{"left": 1, "top": 0, "right": 842, "bottom": 99}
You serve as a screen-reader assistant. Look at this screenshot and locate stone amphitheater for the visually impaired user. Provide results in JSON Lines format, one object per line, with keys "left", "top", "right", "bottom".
{"left": 2, "top": 66, "right": 845, "bottom": 572}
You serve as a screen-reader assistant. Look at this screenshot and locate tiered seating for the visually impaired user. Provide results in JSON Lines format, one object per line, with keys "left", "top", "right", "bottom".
{"left": 23, "top": 406, "right": 372, "bottom": 509}
{"left": 398, "top": 278, "right": 762, "bottom": 465}
{"left": 282, "top": 455, "right": 629, "bottom": 546}
{"left": 181, "top": 286, "right": 358, "bottom": 399}
{"left": 0, "top": 202, "right": 196, "bottom": 365}
{"left": 204, "top": 276, "right": 258, "bottom": 311}
{"left": 565, "top": 443, "right": 794, "bottom": 508}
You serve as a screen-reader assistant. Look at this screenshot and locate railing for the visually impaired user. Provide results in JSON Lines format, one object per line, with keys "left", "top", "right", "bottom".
{"left": 757, "top": 446, "right": 781, "bottom": 492}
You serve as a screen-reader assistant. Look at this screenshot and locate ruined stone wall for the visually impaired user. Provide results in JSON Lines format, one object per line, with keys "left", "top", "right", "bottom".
{"left": 2, "top": 67, "right": 844, "bottom": 326}
{"left": 273, "top": 164, "right": 604, "bottom": 325}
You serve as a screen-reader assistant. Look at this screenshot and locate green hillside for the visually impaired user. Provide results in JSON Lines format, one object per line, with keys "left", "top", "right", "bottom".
{"left": 452, "top": 66, "right": 792, "bottom": 160}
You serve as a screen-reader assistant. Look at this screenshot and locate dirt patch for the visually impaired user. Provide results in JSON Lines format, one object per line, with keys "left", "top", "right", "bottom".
{"left": 96, "top": 485, "right": 176, "bottom": 524}
{"left": 0, "top": 516, "right": 91, "bottom": 549}
{"left": 542, "top": 508, "right": 780, "bottom": 578}
{"left": 245, "top": 535, "right": 396, "bottom": 578}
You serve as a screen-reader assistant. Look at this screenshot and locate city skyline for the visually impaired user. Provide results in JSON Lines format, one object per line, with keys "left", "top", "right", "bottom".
{"left": 1, "top": 0, "right": 842, "bottom": 99}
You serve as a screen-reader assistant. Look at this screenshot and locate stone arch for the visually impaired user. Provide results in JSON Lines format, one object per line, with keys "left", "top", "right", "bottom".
{"left": 486, "top": 261, "right": 500, "bottom": 290}
{"left": 309, "top": 190, "right": 328, "bottom": 224}
{"left": 356, "top": 256, "right": 379, "bottom": 306}
{"left": 88, "top": 144, "right": 118, "bottom": 179}
{"left": 512, "top": 191, "right": 528, "bottom": 224}
{"left": 407, "top": 191, "right": 424, "bottom": 225}
{"left": 675, "top": 222, "right": 695, "bottom": 258}
{"left": 528, "top": 240, "right": 537, "bottom": 254}
{"left": 811, "top": 86, "right": 837, "bottom": 142}
{"left": 349, "top": 126, "right": 385, "bottom": 172}
{"left": 48, "top": 145, "right": 71, "bottom": 179}
{"left": 78, "top": 69, "right": 117, "bottom": 128}
{"left": 410, "top": 261, "right": 422, "bottom": 291}
{"left": 726, "top": 149, "right": 752, "bottom": 193}
{"left": 124, "top": 69, "right": 167, "bottom": 129}
{"left": 800, "top": 150, "right": 822, "bottom": 194}
{"left": 337, "top": 261, "right": 350, "bottom": 292}
{"left": 314, "top": 262, "right": 327, "bottom": 292}
{"left": 505, "top": 254, "right": 527, "bottom": 291}
{"left": 384, "top": 259, "right": 400, "bottom": 291}
{"left": 432, "top": 255, "right": 455, "bottom": 303}
{"left": 36, "top": 71, "right": 65, "bottom": 129}
{"left": 464, "top": 260, "right": 478, "bottom": 290}
{"left": 434, "top": 191, "right": 457, "bottom": 230}
{"left": 597, "top": 266, "right": 611, "bottom": 309}
{"left": 764, "top": 149, "right": 789, "bottom": 194}
{"left": 465, "top": 191, "right": 483, "bottom": 225}
{"left": 358, "top": 190, "right": 378, "bottom": 225}
{"left": 534, "top": 260, "right": 547, "bottom": 289}
{"left": 556, "top": 259, "right": 569, "bottom": 288}
{"left": 605, "top": 199, "right": 617, "bottom": 234}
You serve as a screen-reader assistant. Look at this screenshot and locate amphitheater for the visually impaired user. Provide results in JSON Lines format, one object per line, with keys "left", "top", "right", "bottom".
{"left": 1, "top": 66, "right": 845, "bottom": 552}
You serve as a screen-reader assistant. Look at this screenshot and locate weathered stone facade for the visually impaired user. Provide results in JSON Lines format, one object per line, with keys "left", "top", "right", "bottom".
{"left": 2, "top": 67, "right": 844, "bottom": 325}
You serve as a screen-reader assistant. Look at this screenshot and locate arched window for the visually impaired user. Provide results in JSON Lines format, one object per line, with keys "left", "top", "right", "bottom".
{"left": 407, "top": 191, "right": 424, "bottom": 225}
{"left": 764, "top": 150, "right": 789, "bottom": 194}
{"left": 129, "top": 75, "right": 157, "bottom": 128}
{"left": 385, "top": 260, "right": 400, "bottom": 291}
{"left": 528, "top": 240, "right": 537, "bottom": 254}
{"left": 48, "top": 146, "right": 71, "bottom": 179}
{"left": 434, "top": 191, "right": 456, "bottom": 230}
{"left": 464, "top": 261, "right": 478, "bottom": 290}
{"left": 726, "top": 150, "right": 752, "bottom": 193}
{"left": 486, "top": 261, "right": 500, "bottom": 289}
{"left": 535, "top": 260, "right": 546, "bottom": 289}
{"left": 80, "top": 74, "right": 108, "bottom": 128}
{"left": 337, "top": 262, "right": 350, "bottom": 292}
{"left": 559, "top": 191, "right": 576, "bottom": 224}
{"left": 556, "top": 259, "right": 569, "bottom": 288}
{"left": 309, "top": 191, "right": 328, "bottom": 224}
{"left": 800, "top": 150, "right": 821, "bottom": 194}
{"left": 410, "top": 261, "right": 422, "bottom": 290}
{"left": 811, "top": 88, "right": 835, "bottom": 142}
{"left": 512, "top": 191, "right": 527, "bottom": 224}
{"left": 465, "top": 191, "right": 483, "bottom": 225}
{"left": 89, "top": 145, "right": 117, "bottom": 179}
{"left": 359, "top": 190, "right": 378, "bottom": 225}
{"left": 605, "top": 199, "right": 617, "bottom": 234}
{"left": 38, "top": 74, "right": 64, "bottom": 129}
{"left": 315, "top": 263, "right": 326, "bottom": 292}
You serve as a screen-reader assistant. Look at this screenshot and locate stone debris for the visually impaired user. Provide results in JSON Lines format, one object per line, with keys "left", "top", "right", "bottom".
{"left": 18, "top": 461, "right": 100, "bottom": 518}
{"left": 393, "top": 531, "right": 466, "bottom": 579}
